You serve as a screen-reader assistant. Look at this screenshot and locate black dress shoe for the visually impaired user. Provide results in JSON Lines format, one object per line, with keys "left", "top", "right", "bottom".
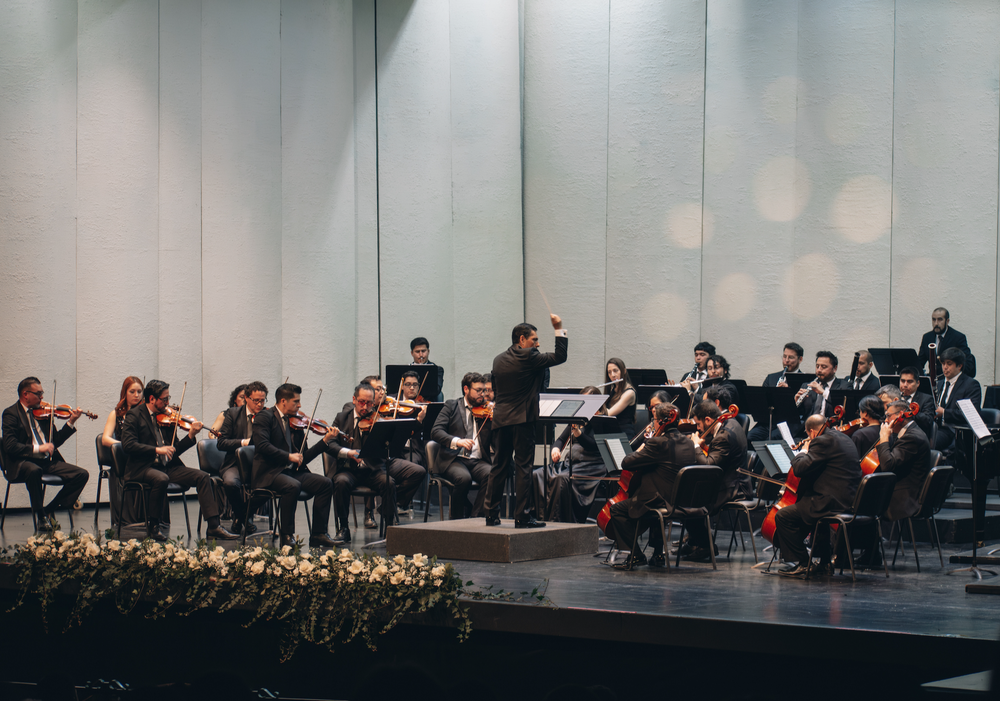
{"left": 484, "top": 516, "right": 501, "bottom": 526}
{"left": 309, "top": 533, "right": 339, "bottom": 548}
{"left": 364, "top": 510, "right": 377, "bottom": 529}
{"left": 672, "top": 540, "right": 695, "bottom": 557}
{"left": 34, "top": 515, "right": 53, "bottom": 533}
{"left": 231, "top": 519, "right": 257, "bottom": 535}
{"left": 648, "top": 552, "right": 667, "bottom": 568}
{"left": 612, "top": 551, "right": 648, "bottom": 570}
{"left": 148, "top": 530, "right": 168, "bottom": 543}
{"left": 778, "top": 562, "right": 811, "bottom": 578}
{"left": 683, "top": 544, "right": 718, "bottom": 563}
{"left": 335, "top": 527, "right": 351, "bottom": 543}
{"left": 206, "top": 526, "right": 239, "bottom": 540}
{"left": 514, "top": 518, "right": 546, "bottom": 529}
{"left": 279, "top": 534, "right": 296, "bottom": 548}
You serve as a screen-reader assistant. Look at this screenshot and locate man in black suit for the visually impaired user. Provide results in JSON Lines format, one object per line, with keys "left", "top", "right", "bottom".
{"left": 251, "top": 382, "right": 339, "bottom": 548}
{"left": 1, "top": 377, "right": 89, "bottom": 532}
{"left": 121, "top": 379, "right": 236, "bottom": 542}
{"left": 605, "top": 402, "right": 702, "bottom": 569}
{"left": 216, "top": 380, "right": 268, "bottom": 534}
{"left": 762, "top": 342, "right": 805, "bottom": 388}
{"left": 875, "top": 401, "right": 931, "bottom": 522}
{"left": 680, "top": 341, "right": 715, "bottom": 383}
{"left": 795, "top": 351, "right": 848, "bottom": 422}
{"left": 329, "top": 383, "right": 409, "bottom": 541}
{"left": 429, "top": 372, "right": 492, "bottom": 519}
{"left": 897, "top": 367, "right": 936, "bottom": 437}
{"left": 410, "top": 336, "right": 445, "bottom": 402}
{"left": 683, "top": 400, "right": 750, "bottom": 562}
{"left": 774, "top": 414, "right": 862, "bottom": 577}
{"left": 484, "top": 314, "right": 568, "bottom": 528}
{"left": 847, "top": 351, "right": 881, "bottom": 391}
{"left": 918, "top": 307, "right": 976, "bottom": 378}
{"left": 934, "top": 347, "right": 982, "bottom": 452}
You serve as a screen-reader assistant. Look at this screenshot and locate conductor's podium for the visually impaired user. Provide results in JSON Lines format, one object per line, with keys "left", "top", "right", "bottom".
{"left": 386, "top": 519, "right": 598, "bottom": 562}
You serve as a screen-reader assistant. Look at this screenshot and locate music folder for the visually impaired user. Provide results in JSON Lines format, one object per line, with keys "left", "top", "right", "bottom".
{"left": 384, "top": 364, "right": 438, "bottom": 397}
{"left": 537, "top": 393, "right": 607, "bottom": 424}
{"left": 751, "top": 440, "right": 796, "bottom": 477}
{"left": 359, "top": 418, "right": 421, "bottom": 464}
{"left": 868, "top": 347, "right": 920, "bottom": 376}
{"left": 595, "top": 432, "right": 632, "bottom": 473}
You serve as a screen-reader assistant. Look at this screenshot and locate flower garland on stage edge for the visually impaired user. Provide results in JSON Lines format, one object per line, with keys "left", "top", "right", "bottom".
{"left": 3, "top": 530, "right": 471, "bottom": 662}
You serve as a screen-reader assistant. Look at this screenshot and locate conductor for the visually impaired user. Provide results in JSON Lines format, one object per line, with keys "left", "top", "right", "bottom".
{"left": 484, "top": 314, "right": 568, "bottom": 528}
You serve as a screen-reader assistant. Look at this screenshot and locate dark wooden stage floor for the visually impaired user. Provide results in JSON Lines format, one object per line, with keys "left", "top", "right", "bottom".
{"left": 1, "top": 498, "right": 999, "bottom": 700}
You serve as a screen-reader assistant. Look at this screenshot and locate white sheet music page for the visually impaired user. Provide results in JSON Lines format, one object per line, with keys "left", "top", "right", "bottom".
{"left": 958, "top": 399, "right": 992, "bottom": 441}
{"left": 604, "top": 439, "right": 627, "bottom": 471}
{"left": 539, "top": 399, "right": 560, "bottom": 417}
{"left": 777, "top": 422, "right": 795, "bottom": 448}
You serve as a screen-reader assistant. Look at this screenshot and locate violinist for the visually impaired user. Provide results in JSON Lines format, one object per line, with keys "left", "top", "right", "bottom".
{"left": 603, "top": 358, "right": 637, "bottom": 440}
{"left": 1, "top": 377, "right": 89, "bottom": 533}
{"left": 794, "top": 351, "right": 847, "bottom": 422}
{"left": 410, "top": 336, "right": 445, "bottom": 402}
{"left": 101, "top": 375, "right": 145, "bottom": 526}
{"left": 211, "top": 384, "right": 246, "bottom": 434}
{"left": 216, "top": 380, "right": 268, "bottom": 535}
{"left": 329, "top": 384, "right": 401, "bottom": 542}
{"left": 679, "top": 400, "right": 750, "bottom": 563}
{"left": 897, "top": 367, "right": 935, "bottom": 437}
{"left": 380, "top": 371, "right": 428, "bottom": 515}
{"left": 850, "top": 396, "right": 885, "bottom": 457}
{"left": 250, "top": 382, "right": 340, "bottom": 549}
{"left": 482, "top": 373, "right": 494, "bottom": 404}
{"left": 632, "top": 390, "right": 670, "bottom": 449}
{"left": 532, "top": 386, "right": 607, "bottom": 523}
{"left": 605, "top": 401, "right": 701, "bottom": 569}
{"left": 429, "top": 372, "right": 493, "bottom": 519}
{"left": 355, "top": 375, "right": 386, "bottom": 530}
{"left": 121, "top": 380, "right": 236, "bottom": 542}
{"left": 773, "top": 414, "right": 861, "bottom": 577}
{"left": 397, "top": 370, "right": 428, "bottom": 466}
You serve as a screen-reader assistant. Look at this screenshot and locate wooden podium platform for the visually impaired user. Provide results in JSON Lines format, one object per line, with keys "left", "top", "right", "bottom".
{"left": 385, "top": 519, "right": 599, "bottom": 562}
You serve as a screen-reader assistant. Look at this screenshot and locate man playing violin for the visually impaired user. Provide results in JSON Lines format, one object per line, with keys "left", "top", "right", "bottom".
{"left": 121, "top": 379, "right": 237, "bottom": 542}
{"left": 430, "top": 372, "right": 493, "bottom": 519}
{"left": 1, "top": 377, "right": 89, "bottom": 533}
{"left": 773, "top": 414, "right": 861, "bottom": 577}
{"left": 216, "top": 380, "right": 268, "bottom": 535}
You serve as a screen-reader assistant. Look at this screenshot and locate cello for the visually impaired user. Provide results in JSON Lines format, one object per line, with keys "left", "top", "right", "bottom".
{"left": 859, "top": 402, "right": 919, "bottom": 475}
{"left": 596, "top": 405, "right": 679, "bottom": 534}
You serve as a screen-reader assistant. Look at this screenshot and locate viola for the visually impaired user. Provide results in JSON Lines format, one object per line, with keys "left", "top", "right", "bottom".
{"left": 835, "top": 418, "right": 865, "bottom": 437}
{"left": 860, "top": 402, "right": 919, "bottom": 475}
{"left": 156, "top": 407, "right": 219, "bottom": 438}
{"left": 32, "top": 402, "right": 98, "bottom": 421}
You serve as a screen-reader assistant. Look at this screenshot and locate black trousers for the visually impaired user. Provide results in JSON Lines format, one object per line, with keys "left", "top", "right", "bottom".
{"left": 219, "top": 466, "right": 246, "bottom": 523}
{"left": 773, "top": 501, "right": 833, "bottom": 565}
{"left": 333, "top": 466, "right": 394, "bottom": 529}
{"left": 486, "top": 422, "right": 535, "bottom": 521}
{"left": 270, "top": 470, "right": 332, "bottom": 537}
{"left": 128, "top": 462, "right": 219, "bottom": 524}
{"left": 606, "top": 501, "right": 664, "bottom": 553}
{"left": 10, "top": 458, "right": 88, "bottom": 514}
{"left": 437, "top": 457, "right": 491, "bottom": 519}
{"left": 387, "top": 458, "right": 425, "bottom": 511}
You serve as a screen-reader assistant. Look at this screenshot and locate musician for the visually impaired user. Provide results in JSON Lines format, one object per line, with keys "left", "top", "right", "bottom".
{"left": 410, "top": 336, "right": 445, "bottom": 402}
{"left": 680, "top": 342, "right": 715, "bottom": 383}
{"left": 762, "top": 343, "right": 805, "bottom": 387}
{"left": 850, "top": 395, "right": 885, "bottom": 458}
{"left": 774, "top": 414, "right": 862, "bottom": 577}
{"left": 897, "top": 366, "right": 936, "bottom": 437}
{"left": 216, "top": 380, "right": 268, "bottom": 535}
{"left": 533, "top": 387, "right": 607, "bottom": 523}
{"left": 397, "top": 370, "right": 428, "bottom": 467}
{"left": 848, "top": 351, "right": 880, "bottom": 391}
{"left": 121, "top": 379, "right": 236, "bottom": 542}
{"left": 603, "top": 358, "right": 637, "bottom": 439}
{"left": 484, "top": 314, "right": 568, "bottom": 528}
{"left": 682, "top": 400, "right": 750, "bottom": 562}
{"left": 251, "top": 382, "right": 339, "bottom": 548}
{"left": 918, "top": 307, "right": 976, "bottom": 378}
{"left": 101, "top": 375, "right": 145, "bottom": 526}
{"left": 2, "top": 377, "right": 89, "bottom": 533}
{"left": 795, "top": 351, "right": 847, "bottom": 421}
{"left": 875, "top": 400, "right": 931, "bottom": 522}
{"left": 633, "top": 390, "right": 670, "bottom": 450}
{"left": 605, "top": 402, "right": 702, "bottom": 569}
{"left": 211, "top": 384, "right": 247, "bottom": 434}
{"left": 329, "top": 384, "right": 401, "bottom": 541}
{"left": 429, "top": 372, "right": 493, "bottom": 519}
{"left": 356, "top": 374, "right": 386, "bottom": 529}
{"left": 875, "top": 383, "right": 902, "bottom": 409}
{"left": 934, "top": 347, "right": 982, "bottom": 452}
{"left": 482, "top": 373, "right": 494, "bottom": 403}
{"left": 688, "top": 355, "right": 737, "bottom": 407}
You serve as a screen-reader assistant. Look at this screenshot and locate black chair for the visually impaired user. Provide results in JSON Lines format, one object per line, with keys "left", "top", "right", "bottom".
{"left": 196, "top": 439, "right": 227, "bottom": 533}
{"left": 322, "top": 452, "right": 377, "bottom": 531}
{"left": 716, "top": 453, "right": 767, "bottom": 563}
{"left": 891, "top": 465, "right": 955, "bottom": 570}
{"left": 734, "top": 413, "right": 751, "bottom": 435}
{"left": 979, "top": 408, "right": 1000, "bottom": 426}
{"left": 807, "top": 472, "right": 897, "bottom": 582}
{"left": 929, "top": 449, "right": 943, "bottom": 468}
{"left": 94, "top": 435, "right": 114, "bottom": 532}
{"left": 632, "top": 465, "right": 724, "bottom": 571}
{"left": 423, "top": 441, "right": 482, "bottom": 522}
{"left": 0, "top": 451, "right": 75, "bottom": 531}
{"left": 237, "top": 446, "right": 312, "bottom": 544}
{"left": 110, "top": 443, "right": 191, "bottom": 540}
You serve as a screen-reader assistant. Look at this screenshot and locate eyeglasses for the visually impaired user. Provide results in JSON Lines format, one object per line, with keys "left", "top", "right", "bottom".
{"left": 157, "top": 395, "right": 171, "bottom": 403}
{"left": 246, "top": 396, "right": 266, "bottom": 405}
{"left": 356, "top": 400, "right": 374, "bottom": 408}
{"left": 25, "top": 390, "right": 43, "bottom": 397}
{"left": 402, "top": 382, "right": 419, "bottom": 388}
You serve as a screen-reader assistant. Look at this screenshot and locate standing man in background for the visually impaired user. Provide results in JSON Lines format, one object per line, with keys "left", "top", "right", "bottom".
{"left": 410, "top": 337, "right": 445, "bottom": 402}
{"left": 918, "top": 307, "right": 975, "bottom": 378}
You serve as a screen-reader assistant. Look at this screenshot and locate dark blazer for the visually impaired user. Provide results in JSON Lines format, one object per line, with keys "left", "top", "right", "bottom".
{"left": 121, "top": 404, "right": 195, "bottom": 478}
{"left": 919, "top": 326, "right": 975, "bottom": 378}
{"left": 790, "top": 429, "right": 861, "bottom": 520}
{"left": 875, "top": 423, "right": 931, "bottom": 521}
{"left": 798, "top": 377, "right": 849, "bottom": 420}
{"left": 251, "top": 407, "right": 327, "bottom": 489}
{"left": 491, "top": 335, "right": 568, "bottom": 428}
{"left": 411, "top": 362, "right": 445, "bottom": 403}
{"left": 216, "top": 405, "right": 256, "bottom": 473}
{"left": 845, "top": 374, "right": 881, "bottom": 392}
{"left": 696, "top": 417, "right": 749, "bottom": 498}
{"left": 1, "top": 402, "right": 77, "bottom": 471}
{"left": 763, "top": 369, "right": 802, "bottom": 388}
{"left": 619, "top": 428, "right": 702, "bottom": 519}
{"left": 851, "top": 424, "right": 881, "bottom": 459}
{"left": 936, "top": 373, "right": 982, "bottom": 426}
{"left": 328, "top": 408, "right": 385, "bottom": 473}
{"left": 899, "top": 391, "right": 935, "bottom": 437}
{"left": 429, "top": 398, "right": 493, "bottom": 474}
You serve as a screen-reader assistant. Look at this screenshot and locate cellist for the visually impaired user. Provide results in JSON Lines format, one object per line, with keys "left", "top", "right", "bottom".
{"left": 773, "top": 414, "right": 862, "bottom": 578}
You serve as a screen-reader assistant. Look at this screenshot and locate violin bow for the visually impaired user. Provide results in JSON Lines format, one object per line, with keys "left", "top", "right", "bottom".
{"left": 393, "top": 383, "right": 404, "bottom": 420}
{"left": 47, "top": 380, "right": 56, "bottom": 446}
{"left": 171, "top": 381, "right": 187, "bottom": 448}
{"left": 299, "top": 389, "right": 322, "bottom": 454}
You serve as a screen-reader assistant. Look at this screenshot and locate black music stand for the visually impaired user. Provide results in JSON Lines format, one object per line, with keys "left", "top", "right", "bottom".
{"left": 658, "top": 386, "right": 691, "bottom": 417}
{"left": 868, "top": 347, "right": 920, "bottom": 376}
{"left": 629, "top": 369, "right": 668, "bottom": 387}
{"left": 763, "top": 387, "right": 803, "bottom": 438}
{"left": 360, "top": 418, "right": 420, "bottom": 544}
{"left": 827, "top": 389, "right": 872, "bottom": 421}
{"left": 385, "top": 364, "right": 439, "bottom": 398}
{"left": 740, "top": 386, "right": 771, "bottom": 425}
{"left": 781, "top": 373, "right": 816, "bottom": 391}
{"left": 751, "top": 440, "right": 796, "bottom": 478}
{"left": 949, "top": 400, "right": 997, "bottom": 581}
{"left": 637, "top": 385, "right": 669, "bottom": 407}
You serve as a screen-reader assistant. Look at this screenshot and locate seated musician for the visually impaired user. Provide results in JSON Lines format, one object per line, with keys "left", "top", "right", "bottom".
{"left": 750, "top": 343, "right": 806, "bottom": 443}
{"left": 795, "top": 351, "right": 847, "bottom": 422}
{"left": 2, "top": 377, "right": 89, "bottom": 533}
{"left": 934, "top": 348, "right": 982, "bottom": 453}
{"left": 850, "top": 395, "right": 885, "bottom": 458}
{"left": 680, "top": 342, "right": 715, "bottom": 383}
{"left": 121, "top": 379, "right": 236, "bottom": 542}
{"left": 211, "top": 384, "right": 246, "bottom": 435}
{"left": 216, "top": 380, "right": 268, "bottom": 535}
{"left": 101, "top": 375, "right": 146, "bottom": 526}
{"left": 604, "top": 402, "right": 702, "bottom": 570}
{"left": 482, "top": 373, "right": 494, "bottom": 404}
{"left": 388, "top": 371, "right": 429, "bottom": 514}
{"left": 429, "top": 372, "right": 493, "bottom": 519}
{"left": 686, "top": 355, "right": 736, "bottom": 407}
{"left": 532, "top": 387, "right": 608, "bottom": 523}
{"left": 680, "top": 400, "right": 750, "bottom": 563}
{"left": 410, "top": 336, "right": 445, "bottom": 402}
{"left": 355, "top": 374, "right": 385, "bottom": 529}
{"left": 774, "top": 414, "right": 862, "bottom": 577}
{"left": 603, "top": 358, "right": 637, "bottom": 440}
{"left": 875, "top": 383, "right": 901, "bottom": 410}
{"left": 397, "top": 370, "right": 428, "bottom": 466}
{"left": 848, "top": 351, "right": 881, "bottom": 391}
{"left": 897, "top": 366, "right": 936, "bottom": 437}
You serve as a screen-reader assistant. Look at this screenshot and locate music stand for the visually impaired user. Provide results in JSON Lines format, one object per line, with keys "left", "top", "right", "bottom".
{"left": 629, "top": 369, "right": 668, "bottom": 387}
{"left": 385, "top": 364, "right": 438, "bottom": 397}
{"left": 782, "top": 373, "right": 816, "bottom": 391}
{"left": 949, "top": 400, "right": 997, "bottom": 580}
{"left": 658, "top": 386, "right": 691, "bottom": 417}
{"left": 740, "top": 386, "right": 771, "bottom": 425}
{"left": 360, "top": 418, "right": 420, "bottom": 545}
{"left": 537, "top": 393, "right": 607, "bottom": 506}
{"left": 751, "top": 440, "right": 796, "bottom": 478}
{"left": 827, "top": 389, "right": 872, "bottom": 420}
{"left": 868, "top": 348, "right": 920, "bottom": 376}
{"left": 637, "top": 385, "right": 669, "bottom": 406}
{"left": 763, "top": 387, "right": 803, "bottom": 438}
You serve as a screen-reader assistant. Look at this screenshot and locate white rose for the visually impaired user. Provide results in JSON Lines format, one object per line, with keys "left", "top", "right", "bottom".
{"left": 431, "top": 565, "right": 446, "bottom": 578}
{"left": 250, "top": 547, "right": 263, "bottom": 558}
{"left": 53, "top": 531, "right": 65, "bottom": 541}
{"left": 298, "top": 560, "right": 315, "bottom": 575}
{"left": 390, "top": 571, "right": 405, "bottom": 585}
{"left": 250, "top": 561, "right": 265, "bottom": 576}
{"left": 412, "top": 553, "right": 427, "bottom": 567}
{"left": 369, "top": 564, "right": 388, "bottom": 582}
{"left": 280, "top": 545, "right": 292, "bottom": 555}
{"left": 85, "top": 542, "right": 100, "bottom": 557}
{"left": 348, "top": 561, "right": 364, "bottom": 575}
{"left": 107, "top": 540, "right": 121, "bottom": 551}
{"left": 320, "top": 569, "right": 331, "bottom": 578}
{"left": 338, "top": 549, "right": 354, "bottom": 563}
{"left": 393, "top": 554, "right": 407, "bottom": 566}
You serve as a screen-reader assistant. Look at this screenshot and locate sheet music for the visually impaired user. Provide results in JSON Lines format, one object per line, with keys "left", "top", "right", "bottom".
{"left": 766, "top": 444, "right": 792, "bottom": 475}
{"left": 604, "top": 438, "right": 628, "bottom": 471}
{"left": 539, "top": 399, "right": 560, "bottom": 417}
{"left": 958, "top": 399, "right": 992, "bottom": 441}
{"left": 778, "top": 422, "right": 795, "bottom": 448}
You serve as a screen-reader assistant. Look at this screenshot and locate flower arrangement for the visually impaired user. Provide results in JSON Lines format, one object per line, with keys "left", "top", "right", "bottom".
{"left": 4, "top": 531, "right": 470, "bottom": 661}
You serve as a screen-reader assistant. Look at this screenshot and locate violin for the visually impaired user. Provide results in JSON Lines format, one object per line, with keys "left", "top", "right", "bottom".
{"left": 288, "top": 411, "right": 336, "bottom": 436}
{"left": 32, "top": 402, "right": 98, "bottom": 421}
{"left": 470, "top": 402, "right": 494, "bottom": 421}
{"left": 860, "top": 402, "right": 919, "bottom": 475}
{"left": 694, "top": 404, "right": 739, "bottom": 455}
{"left": 156, "top": 407, "right": 219, "bottom": 438}
{"left": 676, "top": 418, "right": 698, "bottom": 434}
{"left": 358, "top": 411, "right": 378, "bottom": 432}
{"left": 378, "top": 396, "right": 426, "bottom": 417}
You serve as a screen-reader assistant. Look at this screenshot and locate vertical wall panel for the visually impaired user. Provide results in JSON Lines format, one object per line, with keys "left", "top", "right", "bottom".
{"left": 522, "top": 0, "right": 609, "bottom": 386}
{"left": 449, "top": 0, "right": 524, "bottom": 387}
{"left": 376, "top": 0, "right": 455, "bottom": 392}
{"left": 201, "top": 0, "right": 282, "bottom": 409}
{"left": 891, "top": 2, "right": 1000, "bottom": 386}
{"left": 281, "top": 0, "right": 358, "bottom": 415}
{"left": 76, "top": 0, "right": 159, "bottom": 502}
{"left": 606, "top": 0, "right": 706, "bottom": 380}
